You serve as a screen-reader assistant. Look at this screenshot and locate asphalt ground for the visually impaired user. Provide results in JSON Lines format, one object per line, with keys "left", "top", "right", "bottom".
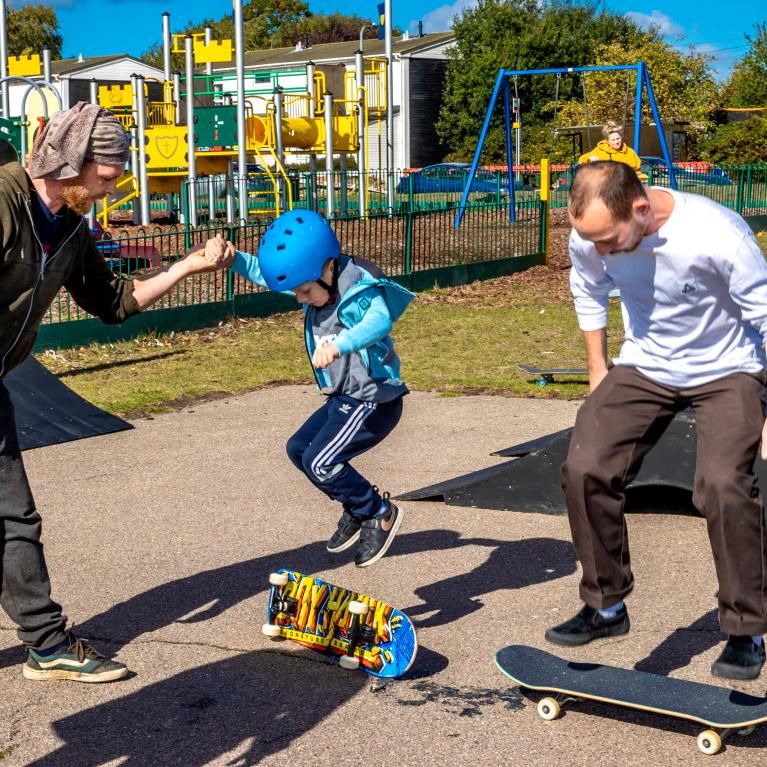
{"left": 1, "top": 386, "right": 766, "bottom": 766}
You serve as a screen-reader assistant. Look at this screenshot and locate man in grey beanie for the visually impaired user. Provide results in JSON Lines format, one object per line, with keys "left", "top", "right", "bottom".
{"left": 0, "top": 102, "right": 232, "bottom": 683}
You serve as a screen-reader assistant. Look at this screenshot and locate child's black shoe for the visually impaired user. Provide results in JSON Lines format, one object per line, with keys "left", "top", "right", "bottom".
{"left": 326, "top": 510, "right": 362, "bottom": 553}
{"left": 354, "top": 495, "right": 403, "bottom": 567}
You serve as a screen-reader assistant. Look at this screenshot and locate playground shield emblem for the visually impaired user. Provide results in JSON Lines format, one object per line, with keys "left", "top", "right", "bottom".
{"left": 156, "top": 135, "right": 179, "bottom": 160}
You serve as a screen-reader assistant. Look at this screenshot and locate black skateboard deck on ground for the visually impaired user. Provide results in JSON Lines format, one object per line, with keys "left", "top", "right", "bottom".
{"left": 496, "top": 644, "right": 767, "bottom": 754}
{"left": 517, "top": 364, "right": 588, "bottom": 384}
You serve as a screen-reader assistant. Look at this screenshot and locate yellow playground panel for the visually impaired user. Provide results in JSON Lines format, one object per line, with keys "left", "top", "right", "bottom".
{"left": 99, "top": 84, "right": 133, "bottom": 109}
{"left": 145, "top": 125, "right": 189, "bottom": 169}
{"left": 172, "top": 33, "right": 233, "bottom": 64}
{"left": 8, "top": 54, "right": 41, "bottom": 77}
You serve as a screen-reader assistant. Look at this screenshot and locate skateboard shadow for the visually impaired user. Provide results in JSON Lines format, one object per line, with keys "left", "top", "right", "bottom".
{"left": 403, "top": 536, "right": 576, "bottom": 628}
{"left": 23, "top": 650, "right": 367, "bottom": 767}
{"left": 0, "top": 529, "right": 474, "bottom": 672}
{"left": 634, "top": 609, "right": 722, "bottom": 676}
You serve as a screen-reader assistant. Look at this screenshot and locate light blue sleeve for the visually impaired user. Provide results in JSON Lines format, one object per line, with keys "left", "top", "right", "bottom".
{"left": 230, "top": 251, "right": 295, "bottom": 296}
{"left": 231, "top": 250, "right": 269, "bottom": 289}
{"left": 335, "top": 292, "right": 393, "bottom": 355}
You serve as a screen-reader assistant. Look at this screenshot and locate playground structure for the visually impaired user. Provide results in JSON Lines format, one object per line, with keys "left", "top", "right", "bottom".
{"left": 454, "top": 62, "right": 678, "bottom": 228}
{"left": 91, "top": 10, "right": 389, "bottom": 227}
{"left": 0, "top": 0, "right": 388, "bottom": 227}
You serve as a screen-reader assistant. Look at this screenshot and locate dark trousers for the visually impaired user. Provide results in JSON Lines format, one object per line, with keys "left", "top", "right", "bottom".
{"left": 561, "top": 365, "right": 767, "bottom": 636}
{"left": 286, "top": 394, "right": 404, "bottom": 518}
{"left": 0, "top": 381, "right": 67, "bottom": 649}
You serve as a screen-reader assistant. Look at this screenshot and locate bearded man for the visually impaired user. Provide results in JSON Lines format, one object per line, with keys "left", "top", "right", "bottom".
{"left": 0, "top": 102, "right": 232, "bottom": 683}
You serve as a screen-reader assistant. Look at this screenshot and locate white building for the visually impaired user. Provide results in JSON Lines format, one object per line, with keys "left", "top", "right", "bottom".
{"left": 210, "top": 32, "right": 456, "bottom": 171}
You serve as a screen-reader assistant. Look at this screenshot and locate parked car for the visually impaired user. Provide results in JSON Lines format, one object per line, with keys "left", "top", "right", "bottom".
{"left": 639, "top": 156, "right": 732, "bottom": 187}
{"left": 396, "top": 162, "right": 534, "bottom": 195}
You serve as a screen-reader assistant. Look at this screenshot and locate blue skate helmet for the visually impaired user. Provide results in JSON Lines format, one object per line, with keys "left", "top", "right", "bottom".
{"left": 258, "top": 209, "right": 341, "bottom": 292}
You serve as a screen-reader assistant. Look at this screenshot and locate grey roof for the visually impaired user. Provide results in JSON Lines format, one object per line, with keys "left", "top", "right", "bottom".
{"left": 212, "top": 31, "right": 455, "bottom": 71}
{"left": 51, "top": 54, "right": 160, "bottom": 76}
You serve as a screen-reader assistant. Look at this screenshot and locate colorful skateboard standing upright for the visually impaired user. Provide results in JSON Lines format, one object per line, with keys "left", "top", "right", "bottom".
{"left": 496, "top": 644, "right": 767, "bottom": 755}
{"left": 263, "top": 568, "right": 417, "bottom": 678}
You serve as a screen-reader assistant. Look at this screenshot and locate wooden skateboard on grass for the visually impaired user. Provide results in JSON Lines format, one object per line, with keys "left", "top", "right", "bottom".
{"left": 496, "top": 644, "right": 767, "bottom": 755}
{"left": 517, "top": 364, "right": 588, "bottom": 386}
{"left": 263, "top": 568, "right": 417, "bottom": 678}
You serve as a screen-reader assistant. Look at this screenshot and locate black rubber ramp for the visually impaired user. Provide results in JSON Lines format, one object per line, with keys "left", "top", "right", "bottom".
{"left": 397, "top": 411, "right": 767, "bottom": 515}
{"left": 6, "top": 357, "right": 132, "bottom": 451}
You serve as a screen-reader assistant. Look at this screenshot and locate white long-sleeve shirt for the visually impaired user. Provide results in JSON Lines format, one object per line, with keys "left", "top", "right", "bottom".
{"left": 569, "top": 188, "right": 767, "bottom": 388}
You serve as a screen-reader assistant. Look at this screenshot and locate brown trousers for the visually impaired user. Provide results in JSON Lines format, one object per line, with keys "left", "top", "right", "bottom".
{"left": 561, "top": 364, "right": 767, "bottom": 635}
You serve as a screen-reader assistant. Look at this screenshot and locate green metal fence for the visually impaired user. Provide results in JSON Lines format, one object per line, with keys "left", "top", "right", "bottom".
{"left": 37, "top": 198, "right": 545, "bottom": 351}
{"left": 549, "top": 163, "right": 767, "bottom": 214}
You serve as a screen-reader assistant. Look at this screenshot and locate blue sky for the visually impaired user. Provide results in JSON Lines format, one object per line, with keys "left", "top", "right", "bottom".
{"left": 22, "top": 0, "right": 766, "bottom": 80}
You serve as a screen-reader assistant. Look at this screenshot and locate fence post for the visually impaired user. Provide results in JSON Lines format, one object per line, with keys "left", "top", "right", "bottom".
{"left": 736, "top": 164, "right": 745, "bottom": 215}
{"left": 404, "top": 210, "right": 413, "bottom": 275}
{"left": 226, "top": 222, "right": 238, "bottom": 303}
{"left": 539, "top": 158, "right": 550, "bottom": 265}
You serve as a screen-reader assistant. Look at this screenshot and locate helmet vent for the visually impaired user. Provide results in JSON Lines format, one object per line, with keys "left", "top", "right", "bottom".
{"left": 276, "top": 244, "right": 286, "bottom": 250}
{"left": 295, "top": 216, "right": 304, "bottom": 223}
{"left": 285, "top": 229, "right": 293, "bottom": 235}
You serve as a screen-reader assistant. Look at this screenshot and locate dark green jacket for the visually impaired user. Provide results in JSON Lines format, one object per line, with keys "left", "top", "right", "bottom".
{"left": 0, "top": 162, "right": 139, "bottom": 378}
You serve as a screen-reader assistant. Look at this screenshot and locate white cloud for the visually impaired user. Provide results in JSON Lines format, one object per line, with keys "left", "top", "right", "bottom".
{"left": 625, "top": 10, "right": 684, "bottom": 38}
{"left": 409, "top": 0, "right": 478, "bottom": 34}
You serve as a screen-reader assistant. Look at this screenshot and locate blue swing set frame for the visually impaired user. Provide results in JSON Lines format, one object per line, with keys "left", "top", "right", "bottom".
{"left": 454, "top": 61, "right": 677, "bottom": 228}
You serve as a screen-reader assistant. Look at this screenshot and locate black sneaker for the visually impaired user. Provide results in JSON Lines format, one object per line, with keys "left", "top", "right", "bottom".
{"left": 354, "top": 495, "right": 404, "bottom": 568}
{"left": 545, "top": 604, "right": 630, "bottom": 647}
{"left": 711, "top": 635, "right": 766, "bottom": 681}
{"left": 327, "top": 510, "right": 362, "bottom": 553}
{"left": 23, "top": 635, "right": 128, "bottom": 683}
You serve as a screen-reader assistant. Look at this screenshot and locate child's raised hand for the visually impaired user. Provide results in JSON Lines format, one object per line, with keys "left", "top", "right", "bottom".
{"left": 312, "top": 343, "right": 340, "bottom": 369}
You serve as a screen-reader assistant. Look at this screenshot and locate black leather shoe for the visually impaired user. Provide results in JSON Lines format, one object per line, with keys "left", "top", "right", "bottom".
{"left": 545, "top": 604, "right": 630, "bottom": 647}
{"left": 711, "top": 636, "right": 766, "bottom": 681}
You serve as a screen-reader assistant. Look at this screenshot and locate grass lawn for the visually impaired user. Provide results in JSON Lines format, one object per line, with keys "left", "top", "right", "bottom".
{"left": 37, "top": 281, "right": 624, "bottom": 417}
{"left": 35, "top": 229, "right": 767, "bottom": 418}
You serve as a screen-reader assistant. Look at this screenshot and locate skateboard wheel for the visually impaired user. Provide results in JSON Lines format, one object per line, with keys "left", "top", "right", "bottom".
{"left": 269, "top": 572, "right": 290, "bottom": 587}
{"left": 339, "top": 655, "right": 360, "bottom": 670}
{"left": 348, "top": 600, "right": 369, "bottom": 616}
{"left": 537, "top": 697, "right": 561, "bottom": 721}
{"left": 697, "top": 730, "right": 722, "bottom": 755}
{"left": 261, "top": 623, "right": 282, "bottom": 638}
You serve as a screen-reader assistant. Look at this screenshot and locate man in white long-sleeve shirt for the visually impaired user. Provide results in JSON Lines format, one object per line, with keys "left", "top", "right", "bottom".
{"left": 545, "top": 160, "right": 767, "bottom": 681}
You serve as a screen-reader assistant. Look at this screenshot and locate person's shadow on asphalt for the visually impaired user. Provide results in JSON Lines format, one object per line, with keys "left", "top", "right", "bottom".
{"left": 633, "top": 609, "right": 722, "bottom": 676}
{"left": 0, "top": 530, "right": 575, "bottom": 669}
{"left": 23, "top": 649, "right": 366, "bottom": 767}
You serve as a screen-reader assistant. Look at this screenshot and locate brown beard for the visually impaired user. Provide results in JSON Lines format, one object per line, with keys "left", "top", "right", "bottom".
{"left": 60, "top": 180, "right": 96, "bottom": 215}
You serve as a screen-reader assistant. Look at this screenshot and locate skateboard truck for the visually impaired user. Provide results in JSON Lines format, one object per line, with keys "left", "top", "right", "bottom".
{"left": 262, "top": 571, "right": 294, "bottom": 637}
{"left": 340, "top": 600, "right": 370, "bottom": 670}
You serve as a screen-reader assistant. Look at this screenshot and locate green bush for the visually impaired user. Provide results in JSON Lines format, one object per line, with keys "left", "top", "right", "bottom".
{"left": 700, "top": 117, "right": 767, "bottom": 164}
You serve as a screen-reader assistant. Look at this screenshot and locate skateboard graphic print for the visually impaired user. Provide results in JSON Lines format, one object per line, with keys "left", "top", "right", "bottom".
{"left": 263, "top": 568, "right": 417, "bottom": 678}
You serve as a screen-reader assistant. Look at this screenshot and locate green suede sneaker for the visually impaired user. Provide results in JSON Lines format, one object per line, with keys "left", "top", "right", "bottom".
{"left": 23, "top": 636, "right": 128, "bottom": 683}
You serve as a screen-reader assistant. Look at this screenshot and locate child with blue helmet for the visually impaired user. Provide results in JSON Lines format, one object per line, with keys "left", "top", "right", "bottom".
{"left": 206, "top": 209, "right": 414, "bottom": 567}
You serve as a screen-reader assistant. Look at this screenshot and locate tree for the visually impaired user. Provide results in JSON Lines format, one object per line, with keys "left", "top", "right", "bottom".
{"left": 723, "top": 22, "right": 767, "bottom": 108}
{"left": 274, "top": 13, "right": 382, "bottom": 48}
{"left": 700, "top": 117, "right": 767, "bottom": 164}
{"left": 553, "top": 36, "right": 719, "bottom": 158}
{"left": 140, "top": 1, "right": 385, "bottom": 68}
{"left": 7, "top": 3, "right": 61, "bottom": 59}
{"left": 435, "top": 0, "right": 643, "bottom": 163}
